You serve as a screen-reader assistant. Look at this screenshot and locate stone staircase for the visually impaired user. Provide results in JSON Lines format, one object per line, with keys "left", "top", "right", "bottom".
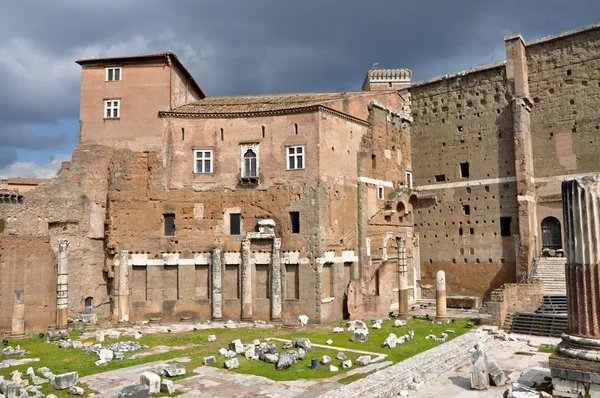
{"left": 532, "top": 257, "right": 566, "bottom": 293}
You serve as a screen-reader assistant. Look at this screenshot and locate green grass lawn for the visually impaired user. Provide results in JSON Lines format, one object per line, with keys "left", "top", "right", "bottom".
{"left": 0, "top": 318, "right": 473, "bottom": 396}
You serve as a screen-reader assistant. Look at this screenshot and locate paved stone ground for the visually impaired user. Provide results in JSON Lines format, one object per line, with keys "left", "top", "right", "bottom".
{"left": 410, "top": 336, "right": 560, "bottom": 397}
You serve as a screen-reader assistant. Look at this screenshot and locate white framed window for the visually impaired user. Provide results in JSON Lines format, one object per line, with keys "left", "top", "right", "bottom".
{"left": 286, "top": 145, "right": 304, "bottom": 170}
{"left": 194, "top": 149, "right": 213, "bottom": 173}
{"left": 406, "top": 171, "right": 413, "bottom": 189}
{"left": 243, "top": 149, "right": 258, "bottom": 177}
{"left": 105, "top": 67, "right": 122, "bottom": 82}
{"left": 104, "top": 99, "right": 120, "bottom": 118}
{"left": 377, "top": 185, "right": 384, "bottom": 200}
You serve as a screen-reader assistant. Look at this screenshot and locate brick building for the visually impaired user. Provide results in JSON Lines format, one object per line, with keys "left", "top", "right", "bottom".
{"left": 1, "top": 22, "right": 600, "bottom": 331}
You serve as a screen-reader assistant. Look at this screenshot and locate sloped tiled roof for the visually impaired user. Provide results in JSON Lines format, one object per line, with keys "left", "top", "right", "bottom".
{"left": 164, "top": 91, "right": 397, "bottom": 115}
{"left": 6, "top": 178, "right": 51, "bottom": 185}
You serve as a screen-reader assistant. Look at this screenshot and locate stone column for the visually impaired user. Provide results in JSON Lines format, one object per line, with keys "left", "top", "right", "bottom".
{"left": 435, "top": 270, "right": 448, "bottom": 321}
{"left": 397, "top": 237, "right": 409, "bottom": 320}
{"left": 552, "top": 175, "right": 600, "bottom": 397}
{"left": 241, "top": 239, "right": 252, "bottom": 322}
{"left": 271, "top": 238, "right": 283, "bottom": 322}
{"left": 117, "top": 250, "right": 130, "bottom": 324}
{"left": 211, "top": 247, "right": 223, "bottom": 321}
{"left": 56, "top": 238, "right": 69, "bottom": 329}
{"left": 11, "top": 289, "right": 25, "bottom": 338}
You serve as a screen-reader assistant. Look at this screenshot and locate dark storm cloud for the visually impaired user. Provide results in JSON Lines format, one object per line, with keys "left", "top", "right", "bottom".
{"left": 0, "top": 0, "right": 599, "bottom": 172}
{"left": 0, "top": 128, "right": 75, "bottom": 150}
{"left": 0, "top": 148, "right": 18, "bottom": 170}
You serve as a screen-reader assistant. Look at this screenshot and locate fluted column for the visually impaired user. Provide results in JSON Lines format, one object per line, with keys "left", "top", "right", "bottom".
{"left": 435, "top": 270, "right": 448, "bottom": 322}
{"left": 397, "top": 237, "right": 409, "bottom": 320}
{"left": 11, "top": 289, "right": 25, "bottom": 338}
{"left": 211, "top": 247, "right": 223, "bottom": 321}
{"left": 558, "top": 175, "right": 600, "bottom": 360}
{"left": 117, "top": 250, "right": 130, "bottom": 324}
{"left": 241, "top": 239, "right": 252, "bottom": 321}
{"left": 56, "top": 239, "right": 69, "bottom": 329}
{"left": 271, "top": 238, "right": 282, "bottom": 322}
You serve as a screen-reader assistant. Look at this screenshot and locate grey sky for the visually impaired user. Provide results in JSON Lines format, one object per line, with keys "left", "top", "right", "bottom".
{"left": 0, "top": 0, "right": 599, "bottom": 176}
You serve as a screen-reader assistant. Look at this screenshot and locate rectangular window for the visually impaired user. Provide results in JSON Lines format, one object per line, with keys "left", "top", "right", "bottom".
{"left": 406, "top": 171, "right": 413, "bottom": 189}
{"left": 230, "top": 213, "right": 241, "bottom": 235}
{"left": 194, "top": 149, "right": 213, "bottom": 173}
{"left": 290, "top": 211, "right": 300, "bottom": 234}
{"left": 500, "top": 217, "right": 512, "bottom": 236}
{"left": 435, "top": 174, "right": 446, "bottom": 182}
{"left": 460, "top": 162, "right": 470, "bottom": 178}
{"left": 164, "top": 214, "right": 175, "bottom": 236}
{"left": 242, "top": 147, "right": 258, "bottom": 178}
{"left": 463, "top": 205, "right": 471, "bottom": 215}
{"left": 377, "top": 186, "right": 384, "bottom": 200}
{"left": 105, "top": 67, "right": 122, "bottom": 82}
{"left": 287, "top": 145, "right": 304, "bottom": 170}
{"left": 104, "top": 99, "right": 120, "bottom": 118}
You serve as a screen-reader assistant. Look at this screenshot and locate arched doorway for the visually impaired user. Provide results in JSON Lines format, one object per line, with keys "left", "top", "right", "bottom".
{"left": 84, "top": 297, "right": 94, "bottom": 314}
{"left": 541, "top": 217, "right": 562, "bottom": 250}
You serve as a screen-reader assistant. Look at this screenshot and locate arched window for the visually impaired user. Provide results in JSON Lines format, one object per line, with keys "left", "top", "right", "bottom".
{"left": 397, "top": 202, "right": 406, "bottom": 223}
{"left": 243, "top": 149, "right": 257, "bottom": 177}
{"left": 84, "top": 296, "right": 94, "bottom": 314}
{"left": 541, "top": 217, "right": 562, "bottom": 250}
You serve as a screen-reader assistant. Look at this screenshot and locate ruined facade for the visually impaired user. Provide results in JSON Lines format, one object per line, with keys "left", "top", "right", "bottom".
{"left": 1, "top": 23, "right": 600, "bottom": 331}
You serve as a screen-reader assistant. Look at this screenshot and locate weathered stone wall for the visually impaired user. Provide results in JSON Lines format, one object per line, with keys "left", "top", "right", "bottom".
{"left": 480, "top": 280, "right": 544, "bottom": 327}
{"left": 409, "top": 65, "right": 518, "bottom": 300}
{"left": 0, "top": 236, "right": 57, "bottom": 332}
{"left": 0, "top": 145, "right": 113, "bottom": 319}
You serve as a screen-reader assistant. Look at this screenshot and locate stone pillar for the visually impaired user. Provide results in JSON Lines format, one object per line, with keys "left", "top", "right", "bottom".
{"left": 56, "top": 238, "right": 69, "bottom": 329}
{"left": 397, "top": 237, "right": 409, "bottom": 320}
{"left": 117, "top": 250, "right": 130, "bottom": 324}
{"left": 435, "top": 270, "right": 448, "bottom": 321}
{"left": 241, "top": 239, "right": 252, "bottom": 322}
{"left": 211, "top": 247, "right": 223, "bottom": 321}
{"left": 552, "top": 175, "right": 600, "bottom": 397}
{"left": 271, "top": 238, "right": 283, "bottom": 322}
{"left": 11, "top": 289, "right": 25, "bottom": 338}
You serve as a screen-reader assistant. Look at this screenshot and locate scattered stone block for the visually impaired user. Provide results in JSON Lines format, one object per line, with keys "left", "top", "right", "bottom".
{"left": 326, "top": 339, "right": 333, "bottom": 345}
{"left": 118, "top": 383, "right": 149, "bottom": 398}
{"left": 47, "top": 330, "right": 69, "bottom": 342}
{"left": 485, "top": 357, "right": 508, "bottom": 387}
{"left": 47, "top": 395, "right": 58, "bottom": 398}
{"left": 160, "top": 379, "right": 174, "bottom": 394}
{"left": 207, "top": 335, "right": 216, "bottom": 342}
{"left": 347, "top": 320, "right": 367, "bottom": 331}
{"left": 36, "top": 368, "right": 49, "bottom": 375}
{"left": 470, "top": 343, "right": 489, "bottom": 390}
{"left": 229, "top": 339, "right": 244, "bottom": 354}
{"left": 52, "top": 372, "right": 78, "bottom": 390}
{"left": 292, "top": 338, "right": 312, "bottom": 351}
{"left": 251, "top": 339, "right": 260, "bottom": 346}
{"left": 298, "top": 315, "right": 309, "bottom": 325}
{"left": 298, "top": 348, "right": 306, "bottom": 360}
{"left": 98, "top": 349, "right": 113, "bottom": 362}
{"left": 31, "top": 376, "right": 48, "bottom": 386}
{"left": 10, "top": 371, "right": 21, "bottom": 383}
{"left": 67, "top": 386, "right": 84, "bottom": 395}
{"left": 202, "top": 355, "right": 216, "bottom": 365}
{"left": 351, "top": 328, "right": 369, "bottom": 343}
{"left": 224, "top": 358, "right": 239, "bottom": 369}
{"left": 218, "top": 348, "right": 228, "bottom": 356}
{"left": 333, "top": 327, "right": 344, "bottom": 333}
{"left": 356, "top": 356, "right": 371, "bottom": 366}
{"left": 244, "top": 344, "right": 255, "bottom": 360}
{"left": 95, "top": 360, "right": 107, "bottom": 367}
{"left": 58, "top": 341, "right": 73, "bottom": 349}
{"left": 263, "top": 354, "right": 278, "bottom": 363}
{"left": 95, "top": 331, "right": 105, "bottom": 342}
{"left": 276, "top": 351, "right": 298, "bottom": 371}
{"left": 329, "top": 365, "right": 338, "bottom": 372}
{"left": 134, "top": 332, "right": 143, "bottom": 340}
{"left": 0, "top": 381, "right": 16, "bottom": 398}
{"left": 114, "top": 352, "right": 125, "bottom": 360}
{"left": 341, "top": 360, "right": 352, "bottom": 370}
{"left": 139, "top": 371, "right": 160, "bottom": 394}
{"left": 372, "top": 322, "right": 381, "bottom": 329}
{"left": 371, "top": 355, "right": 386, "bottom": 363}
{"left": 383, "top": 333, "right": 398, "bottom": 348}
{"left": 25, "top": 368, "right": 33, "bottom": 378}
{"left": 107, "top": 331, "right": 121, "bottom": 340}
{"left": 408, "top": 330, "right": 415, "bottom": 339}
{"left": 262, "top": 342, "right": 278, "bottom": 356}
{"left": 394, "top": 320, "right": 407, "bottom": 327}
{"left": 322, "top": 355, "right": 331, "bottom": 365}
{"left": 162, "top": 364, "right": 186, "bottom": 377}
{"left": 225, "top": 350, "right": 237, "bottom": 359}
{"left": 71, "top": 341, "right": 83, "bottom": 349}
{"left": 336, "top": 352, "right": 347, "bottom": 360}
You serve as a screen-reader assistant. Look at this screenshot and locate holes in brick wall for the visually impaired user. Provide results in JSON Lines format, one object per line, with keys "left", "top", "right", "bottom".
{"left": 181, "top": 128, "right": 185, "bottom": 141}
{"left": 458, "top": 228, "right": 463, "bottom": 236}
{"left": 583, "top": 80, "right": 588, "bottom": 86}
{"left": 533, "top": 97, "right": 540, "bottom": 104}
{"left": 470, "top": 228, "right": 475, "bottom": 235}
{"left": 462, "top": 205, "right": 470, "bottom": 215}
{"left": 467, "top": 100, "right": 473, "bottom": 107}
{"left": 463, "top": 258, "right": 467, "bottom": 263}
{"left": 294, "top": 123, "right": 298, "bottom": 135}
{"left": 567, "top": 69, "right": 572, "bottom": 76}
{"left": 466, "top": 187, "right": 472, "bottom": 194}
{"left": 476, "top": 258, "right": 481, "bottom": 263}
{"left": 570, "top": 99, "right": 575, "bottom": 105}
{"left": 470, "top": 248, "right": 475, "bottom": 254}
{"left": 549, "top": 132, "right": 554, "bottom": 139}
{"left": 458, "top": 125, "right": 463, "bottom": 132}
{"left": 572, "top": 126, "right": 577, "bottom": 133}
{"left": 262, "top": 126, "right": 266, "bottom": 138}
{"left": 429, "top": 259, "right": 433, "bottom": 264}
{"left": 484, "top": 185, "right": 490, "bottom": 192}
{"left": 452, "top": 259, "right": 457, "bottom": 264}
{"left": 458, "top": 94, "right": 462, "bottom": 99}
{"left": 497, "top": 109, "right": 501, "bottom": 114}
{"left": 442, "top": 142, "right": 446, "bottom": 147}
{"left": 435, "top": 174, "right": 446, "bottom": 182}
{"left": 220, "top": 128, "right": 224, "bottom": 141}
{"left": 460, "top": 248, "right": 464, "bottom": 255}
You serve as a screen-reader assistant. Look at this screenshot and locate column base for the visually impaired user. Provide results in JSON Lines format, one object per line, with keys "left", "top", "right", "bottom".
{"left": 550, "top": 352, "right": 600, "bottom": 397}
{"left": 240, "top": 317, "right": 253, "bottom": 323}
{"left": 10, "top": 332, "right": 26, "bottom": 340}
{"left": 211, "top": 317, "right": 223, "bottom": 322}
{"left": 435, "top": 316, "right": 449, "bottom": 323}
{"left": 270, "top": 317, "right": 283, "bottom": 324}
{"left": 557, "top": 334, "right": 600, "bottom": 362}
{"left": 117, "top": 321, "right": 131, "bottom": 327}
